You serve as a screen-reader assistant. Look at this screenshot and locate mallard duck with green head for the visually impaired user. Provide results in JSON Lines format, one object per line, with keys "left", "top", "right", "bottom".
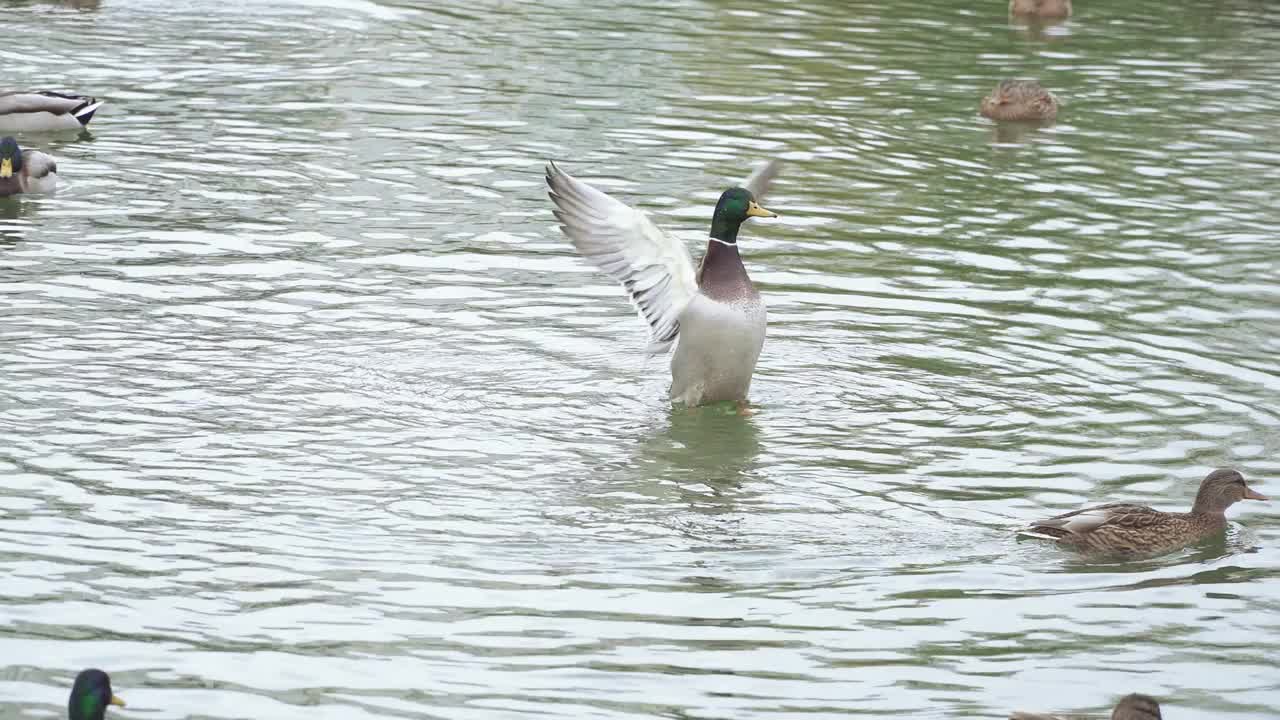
{"left": 0, "top": 91, "right": 104, "bottom": 133}
{"left": 546, "top": 160, "right": 781, "bottom": 409}
{"left": 981, "top": 79, "right": 1060, "bottom": 122}
{"left": 1018, "top": 468, "right": 1267, "bottom": 557}
{"left": 0, "top": 136, "right": 58, "bottom": 196}
{"left": 1012, "top": 693, "right": 1161, "bottom": 720}
{"left": 1009, "top": 0, "right": 1072, "bottom": 18}
{"left": 68, "top": 669, "right": 126, "bottom": 720}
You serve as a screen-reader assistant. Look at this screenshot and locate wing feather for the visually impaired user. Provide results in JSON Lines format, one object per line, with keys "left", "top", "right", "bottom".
{"left": 24, "top": 151, "right": 56, "bottom": 178}
{"left": 742, "top": 158, "right": 783, "bottom": 201}
{"left": 546, "top": 162, "right": 698, "bottom": 351}
{"left": 1028, "top": 502, "right": 1158, "bottom": 536}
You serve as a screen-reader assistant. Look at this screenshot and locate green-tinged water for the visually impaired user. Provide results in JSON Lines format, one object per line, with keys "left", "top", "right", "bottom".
{"left": 2, "top": 0, "right": 1278, "bottom": 717}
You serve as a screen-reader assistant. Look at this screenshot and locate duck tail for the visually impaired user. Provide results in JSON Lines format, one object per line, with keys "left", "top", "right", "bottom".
{"left": 73, "top": 99, "right": 105, "bottom": 126}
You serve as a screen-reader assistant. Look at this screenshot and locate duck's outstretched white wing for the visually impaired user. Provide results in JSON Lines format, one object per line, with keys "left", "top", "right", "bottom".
{"left": 742, "top": 158, "right": 783, "bottom": 201}
{"left": 546, "top": 162, "right": 698, "bottom": 353}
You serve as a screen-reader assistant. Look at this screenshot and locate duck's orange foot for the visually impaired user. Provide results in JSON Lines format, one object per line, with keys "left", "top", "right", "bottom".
{"left": 735, "top": 400, "right": 757, "bottom": 416}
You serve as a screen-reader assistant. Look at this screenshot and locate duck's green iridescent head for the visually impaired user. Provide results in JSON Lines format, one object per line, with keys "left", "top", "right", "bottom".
{"left": 0, "top": 137, "right": 23, "bottom": 179}
{"left": 709, "top": 187, "right": 776, "bottom": 243}
{"left": 68, "top": 669, "right": 125, "bottom": 720}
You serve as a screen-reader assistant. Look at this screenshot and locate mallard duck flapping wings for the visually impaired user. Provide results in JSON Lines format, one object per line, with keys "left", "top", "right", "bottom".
{"left": 0, "top": 136, "right": 58, "bottom": 196}
{"left": 1018, "top": 468, "right": 1267, "bottom": 557}
{"left": 1012, "top": 692, "right": 1162, "bottom": 720}
{"left": 68, "top": 669, "right": 125, "bottom": 720}
{"left": 546, "top": 160, "right": 781, "bottom": 408}
{"left": 0, "top": 91, "right": 104, "bottom": 132}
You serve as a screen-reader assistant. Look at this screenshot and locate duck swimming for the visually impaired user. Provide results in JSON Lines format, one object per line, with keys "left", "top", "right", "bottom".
{"left": 1019, "top": 468, "right": 1267, "bottom": 558}
{"left": 980, "top": 79, "right": 1060, "bottom": 122}
{"left": 0, "top": 136, "right": 59, "bottom": 197}
{"left": 1011, "top": 693, "right": 1161, "bottom": 720}
{"left": 546, "top": 160, "right": 781, "bottom": 409}
{"left": 68, "top": 669, "right": 125, "bottom": 720}
{"left": 1009, "top": 0, "right": 1072, "bottom": 18}
{"left": 0, "top": 91, "right": 104, "bottom": 133}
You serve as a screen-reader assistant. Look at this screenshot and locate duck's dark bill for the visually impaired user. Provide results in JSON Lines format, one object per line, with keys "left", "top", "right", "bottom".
{"left": 1244, "top": 488, "right": 1268, "bottom": 501}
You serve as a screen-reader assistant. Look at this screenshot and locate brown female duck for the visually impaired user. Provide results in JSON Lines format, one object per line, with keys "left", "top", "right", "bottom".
{"left": 1009, "top": 0, "right": 1072, "bottom": 19}
{"left": 980, "top": 79, "right": 1060, "bottom": 122}
{"left": 1011, "top": 693, "right": 1161, "bottom": 720}
{"left": 1019, "top": 468, "right": 1267, "bottom": 557}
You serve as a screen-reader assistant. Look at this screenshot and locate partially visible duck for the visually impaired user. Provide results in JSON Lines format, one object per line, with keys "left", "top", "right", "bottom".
{"left": 0, "top": 91, "right": 104, "bottom": 133}
{"left": 68, "top": 669, "right": 126, "bottom": 720}
{"left": 980, "top": 79, "right": 1060, "bottom": 122}
{"left": 1019, "top": 468, "right": 1267, "bottom": 558}
{"left": 1012, "top": 692, "right": 1162, "bottom": 720}
{"left": 0, "top": 136, "right": 58, "bottom": 196}
{"left": 1009, "top": 0, "right": 1072, "bottom": 19}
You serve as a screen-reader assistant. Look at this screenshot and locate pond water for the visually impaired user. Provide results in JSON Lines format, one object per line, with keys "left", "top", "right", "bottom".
{"left": 2, "top": 0, "right": 1278, "bottom": 718}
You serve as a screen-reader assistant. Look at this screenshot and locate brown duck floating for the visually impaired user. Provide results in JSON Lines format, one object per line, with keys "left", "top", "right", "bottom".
{"left": 980, "top": 79, "right": 1060, "bottom": 122}
{"left": 1018, "top": 468, "right": 1267, "bottom": 557}
{"left": 1009, "top": 0, "right": 1072, "bottom": 19}
{"left": 1011, "top": 692, "right": 1162, "bottom": 719}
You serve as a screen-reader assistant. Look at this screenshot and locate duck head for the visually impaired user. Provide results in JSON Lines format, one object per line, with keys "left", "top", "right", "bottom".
{"left": 1111, "top": 693, "right": 1161, "bottom": 720}
{"left": 68, "top": 669, "right": 125, "bottom": 720}
{"left": 0, "top": 137, "right": 23, "bottom": 179}
{"left": 709, "top": 187, "right": 776, "bottom": 244}
{"left": 1192, "top": 468, "right": 1267, "bottom": 514}
{"left": 980, "top": 79, "right": 1056, "bottom": 122}
{"left": 1010, "top": 0, "right": 1072, "bottom": 18}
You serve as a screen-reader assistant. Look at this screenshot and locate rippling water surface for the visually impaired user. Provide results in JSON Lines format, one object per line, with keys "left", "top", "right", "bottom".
{"left": 3, "top": 0, "right": 1279, "bottom": 717}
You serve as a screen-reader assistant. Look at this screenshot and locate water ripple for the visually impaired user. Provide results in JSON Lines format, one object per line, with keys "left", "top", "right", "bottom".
{"left": 2, "top": 0, "right": 1280, "bottom": 719}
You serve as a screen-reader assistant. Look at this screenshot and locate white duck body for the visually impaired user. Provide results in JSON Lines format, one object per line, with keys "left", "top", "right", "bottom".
{"left": 21, "top": 155, "right": 59, "bottom": 193}
{"left": 670, "top": 241, "right": 767, "bottom": 405}
{"left": 0, "top": 91, "right": 104, "bottom": 133}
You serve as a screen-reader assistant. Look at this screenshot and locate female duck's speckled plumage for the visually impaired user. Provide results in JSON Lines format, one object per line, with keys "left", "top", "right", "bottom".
{"left": 1011, "top": 693, "right": 1162, "bottom": 720}
{"left": 0, "top": 136, "right": 58, "bottom": 197}
{"left": 1019, "top": 468, "right": 1267, "bottom": 557}
{"left": 68, "top": 669, "right": 125, "bottom": 720}
{"left": 545, "top": 160, "right": 780, "bottom": 407}
{"left": 0, "top": 91, "right": 104, "bottom": 133}
{"left": 1009, "top": 0, "right": 1072, "bottom": 18}
{"left": 981, "top": 79, "right": 1060, "bottom": 122}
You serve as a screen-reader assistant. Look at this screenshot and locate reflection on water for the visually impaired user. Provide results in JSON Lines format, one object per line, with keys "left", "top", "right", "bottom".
{"left": 658, "top": 408, "right": 762, "bottom": 481}
{"left": 1, "top": 0, "right": 1278, "bottom": 718}
{"left": 990, "top": 120, "right": 1057, "bottom": 145}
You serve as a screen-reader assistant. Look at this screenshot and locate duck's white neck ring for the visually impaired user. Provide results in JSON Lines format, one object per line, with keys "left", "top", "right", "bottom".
{"left": 708, "top": 237, "right": 737, "bottom": 246}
